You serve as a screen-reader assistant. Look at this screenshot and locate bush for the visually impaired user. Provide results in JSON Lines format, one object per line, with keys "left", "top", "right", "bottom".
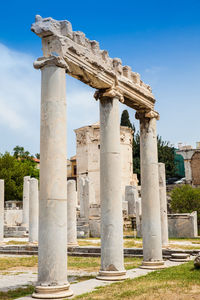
{"left": 0, "top": 152, "right": 39, "bottom": 201}
{"left": 170, "top": 185, "right": 200, "bottom": 224}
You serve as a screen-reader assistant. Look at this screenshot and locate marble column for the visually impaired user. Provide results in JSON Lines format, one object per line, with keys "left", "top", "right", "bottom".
{"left": 0, "top": 180, "right": 4, "bottom": 241}
{"left": 22, "top": 176, "right": 30, "bottom": 227}
{"left": 125, "top": 185, "right": 138, "bottom": 217}
{"left": 137, "top": 110, "right": 164, "bottom": 269}
{"left": 79, "top": 177, "right": 86, "bottom": 218}
{"left": 67, "top": 180, "right": 78, "bottom": 247}
{"left": 96, "top": 89, "right": 127, "bottom": 281}
{"left": 158, "top": 163, "right": 169, "bottom": 247}
{"left": 32, "top": 56, "right": 73, "bottom": 298}
{"left": 29, "top": 178, "right": 39, "bottom": 243}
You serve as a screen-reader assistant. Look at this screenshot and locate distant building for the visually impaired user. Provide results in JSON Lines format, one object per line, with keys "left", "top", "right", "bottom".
{"left": 176, "top": 142, "right": 200, "bottom": 185}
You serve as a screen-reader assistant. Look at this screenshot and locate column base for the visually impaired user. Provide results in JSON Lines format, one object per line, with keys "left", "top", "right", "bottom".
{"left": 170, "top": 253, "right": 190, "bottom": 262}
{"left": 140, "top": 261, "right": 165, "bottom": 270}
{"left": 32, "top": 284, "right": 73, "bottom": 299}
{"left": 96, "top": 270, "right": 129, "bottom": 281}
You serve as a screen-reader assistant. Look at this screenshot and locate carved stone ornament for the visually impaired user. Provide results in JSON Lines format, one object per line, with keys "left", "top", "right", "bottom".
{"left": 31, "top": 15, "right": 156, "bottom": 111}
{"left": 34, "top": 55, "right": 69, "bottom": 70}
{"left": 94, "top": 84, "right": 124, "bottom": 103}
{"left": 135, "top": 110, "right": 160, "bottom": 121}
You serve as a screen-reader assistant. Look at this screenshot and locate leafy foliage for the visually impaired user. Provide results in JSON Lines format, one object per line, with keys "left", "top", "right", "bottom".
{"left": 0, "top": 149, "right": 39, "bottom": 201}
{"left": 120, "top": 110, "right": 178, "bottom": 181}
{"left": 171, "top": 185, "right": 200, "bottom": 224}
{"left": 120, "top": 109, "right": 134, "bottom": 130}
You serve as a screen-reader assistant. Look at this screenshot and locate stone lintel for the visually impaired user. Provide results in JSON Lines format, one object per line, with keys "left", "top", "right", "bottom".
{"left": 31, "top": 15, "right": 156, "bottom": 111}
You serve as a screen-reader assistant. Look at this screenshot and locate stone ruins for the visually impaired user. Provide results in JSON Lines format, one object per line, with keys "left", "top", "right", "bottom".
{"left": 177, "top": 142, "right": 200, "bottom": 185}
{"left": 30, "top": 14, "right": 164, "bottom": 298}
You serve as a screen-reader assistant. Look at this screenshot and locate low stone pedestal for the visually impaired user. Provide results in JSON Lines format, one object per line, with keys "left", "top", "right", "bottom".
{"left": 140, "top": 261, "right": 165, "bottom": 270}
{"left": 170, "top": 253, "right": 190, "bottom": 262}
{"left": 96, "top": 270, "right": 129, "bottom": 281}
{"left": 32, "top": 284, "right": 73, "bottom": 299}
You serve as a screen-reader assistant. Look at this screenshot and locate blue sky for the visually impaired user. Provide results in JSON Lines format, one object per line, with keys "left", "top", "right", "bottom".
{"left": 0, "top": 0, "right": 200, "bottom": 157}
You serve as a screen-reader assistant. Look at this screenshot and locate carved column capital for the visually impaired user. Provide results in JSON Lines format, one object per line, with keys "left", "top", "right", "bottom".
{"left": 135, "top": 109, "right": 160, "bottom": 121}
{"left": 34, "top": 55, "right": 70, "bottom": 70}
{"left": 94, "top": 85, "right": 124, "bottom": 103}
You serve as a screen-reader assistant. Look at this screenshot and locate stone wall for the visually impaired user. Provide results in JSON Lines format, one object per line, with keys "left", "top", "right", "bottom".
{"left": 4, "top": 209, "right": 23, "bottom": 226}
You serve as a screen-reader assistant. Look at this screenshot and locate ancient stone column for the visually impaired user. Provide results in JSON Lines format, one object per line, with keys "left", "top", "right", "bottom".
{"left": 32, "top": 56, "right": 73, "bottom": 298}
{"left": 136, "top": 110, "right": 164, "bottom": 269}
{"left": 125, "top": 185, "right": 138, "bottom": 216}
{"left": 79, "top": 177, "right": 86, "bottom": 218}
{"left": 95, "top": 89, "right": 127, "bottom": 281}
{"left": 136, "top": 198, "right": 142, "bottom": 237}
{"left": 67, "top": 180, "right": 78, "bottom": 247}
{"left": 22, "top": 176, "right": 30, "bottom": 227}
{"left": 158, "top": 163, "right": 169, "bottom": 247}
{"left": 0, "top": 180, "right": 4, "bottom": 241}
{"left": 29, "top": 178, "right": 39, "bottom": 243}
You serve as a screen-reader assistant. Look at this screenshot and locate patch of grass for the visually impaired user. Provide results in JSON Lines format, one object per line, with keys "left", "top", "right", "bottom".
{"left": 0, "top": 256, "right": 37, "bottom": 270}
{"left": 73, "top": 262, "right": 200, "bottom": 300}
{"left": 124, "top": 240, "right": 143, "bottom": 248}
{"left": 71, "top": 275, "right": 95, "bottom": 284}
{"left": 78, "top": 240, "right": 101, "bottom": 247}
{"left": 5, "top": 241, "right": 28, "bottom": 245}
{"left": 0, "top": 285, "right": 34, "bottom": 299}
{"left": 168, "top": 244, "right": 200, "bottom": 250}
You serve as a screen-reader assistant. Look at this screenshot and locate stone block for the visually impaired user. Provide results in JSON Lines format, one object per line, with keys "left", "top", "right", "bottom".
{"left": 168, "top": 211, "right": 198, "bottom": 238}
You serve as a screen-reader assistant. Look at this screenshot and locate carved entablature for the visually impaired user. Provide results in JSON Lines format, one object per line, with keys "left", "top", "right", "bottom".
{"left": 31, "top": 15, "right": 156, "bottom": 111}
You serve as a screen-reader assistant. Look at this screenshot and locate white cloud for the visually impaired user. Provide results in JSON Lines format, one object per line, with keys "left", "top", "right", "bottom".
{"left": 0, "top": 43, "right": 98, "bottom": 157}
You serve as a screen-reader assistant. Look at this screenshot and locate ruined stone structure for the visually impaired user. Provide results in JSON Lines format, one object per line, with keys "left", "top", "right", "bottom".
{"left": 177, "top": 143, "right": 200, "bottom": 185}
{"left": 31, "top": 15, "right": 163, "bottom": 298}
{"left": 75, "top": 123, "right": 136, "bottom": 205}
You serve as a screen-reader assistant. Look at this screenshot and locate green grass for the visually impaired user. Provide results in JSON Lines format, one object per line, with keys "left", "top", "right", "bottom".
{"left": 0, "top": 256, "right": 142, "bottom": 272}
{"left": 0, "top": 286, "right": 34, "bottom": 300}
{"left": 73, "top": 261, "right": 200, "bottom": 299}
{"left": 5, "top": 241, "right": 28, "bottom": 245}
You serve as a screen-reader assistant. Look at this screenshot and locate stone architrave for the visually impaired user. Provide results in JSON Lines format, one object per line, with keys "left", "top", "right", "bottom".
{"left": 22, "top": 176, "right": 30, "bottom": 227}
{"left": 136, "top": 110, "right": 164, "bottom": 269}
{"left": 158, "top": 163, "right": 169, "bottom": 246}
{"left": 95, "top": 89, "right": 128, "bottom": 281}
{"left": 29, "top": 178, "right": 39, "bottom": 243}
{"left": 0, "top": 180, "right": 4, "bottom": 241}
{"left": 125, "top": 185, "right": 138, "bottom": 217}
{"left": 67, "top": 180, "right": 78, "bottom": 247}
{"left": 31, "top": 56, "right": 73, "bottom": 298}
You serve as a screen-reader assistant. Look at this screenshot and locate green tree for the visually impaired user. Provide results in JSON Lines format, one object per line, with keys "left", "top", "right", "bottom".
{"left": 157, "top": 135, "right": 176, "bottom": 178}
{"left": 120, "top": 110, "right": 177, "bottom": 181}
{"left": 0, "top": 152, "right": 39, "bottom": 201}
{"left": 120, "top": 110, "right": 134, "bottom": 130}
{"left": 170, "top": 185, "right": 200, "bottom": 224}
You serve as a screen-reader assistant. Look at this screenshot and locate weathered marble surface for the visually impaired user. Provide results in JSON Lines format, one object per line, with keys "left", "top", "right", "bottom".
{"left": 168, "top": 211, "right": 198, "bottom": 238}
{"left": 31, "top": 15, "right": 155, "bottom": 111}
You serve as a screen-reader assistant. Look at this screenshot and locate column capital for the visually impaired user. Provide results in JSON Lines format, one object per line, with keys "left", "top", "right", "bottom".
{"left": 34, "top": 55, "right": 70, "bottom": 70}
{"left": 135, "top": 109, "right": 160, "bottom": 121}
{"left": 94, "top": 84, "right": 124, "bottom": 103}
